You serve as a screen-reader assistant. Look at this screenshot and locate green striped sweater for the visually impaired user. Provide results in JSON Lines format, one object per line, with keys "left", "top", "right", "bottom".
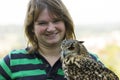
{"left": 0, "top": 48, "right": 102, "bottom": 80}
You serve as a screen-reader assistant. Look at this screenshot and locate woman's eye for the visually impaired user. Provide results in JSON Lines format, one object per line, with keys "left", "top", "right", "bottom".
{"left": 53, "top": 19, "right": 61, "bottom": 23}
{"left": 37, "top": 22, "right": 47, "bottom": 25}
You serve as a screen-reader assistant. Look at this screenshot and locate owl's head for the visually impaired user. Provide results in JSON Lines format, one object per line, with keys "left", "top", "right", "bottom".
{"left": 61, "top": 39, "right": 84, "bottom": 59}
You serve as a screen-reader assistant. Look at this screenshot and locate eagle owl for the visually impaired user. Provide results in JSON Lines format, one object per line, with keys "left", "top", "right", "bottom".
{"left": 60, "top": 39, "right": 119, "bottom": 80}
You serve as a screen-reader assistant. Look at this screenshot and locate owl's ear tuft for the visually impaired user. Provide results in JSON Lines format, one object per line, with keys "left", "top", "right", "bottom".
{"left": 78, "top": 41, "right": 84, "bottom": 44}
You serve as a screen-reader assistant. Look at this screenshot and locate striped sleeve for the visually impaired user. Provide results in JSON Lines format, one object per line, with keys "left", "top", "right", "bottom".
{"left": 0, "top": 55, "right": 12, "bottom": 80}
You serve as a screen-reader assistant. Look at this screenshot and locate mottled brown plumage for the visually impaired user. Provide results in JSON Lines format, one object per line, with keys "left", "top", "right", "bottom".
{"left": 60, "top": 39, "right": 119, "bottom": 80}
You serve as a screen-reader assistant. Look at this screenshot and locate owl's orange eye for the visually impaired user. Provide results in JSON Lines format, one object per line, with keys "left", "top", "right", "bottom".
{"left": 68, "top": 46, "right": 75, "bottom": 50}
{"left": 68, "top": 43, "right": 75, "bottom": 50}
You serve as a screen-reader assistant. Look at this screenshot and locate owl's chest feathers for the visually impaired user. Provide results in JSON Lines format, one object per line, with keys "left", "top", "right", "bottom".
{"left": 62, "top": 56, "right": 101, "bottom": 76}
{"left": 63, "top": 55, "right": 91, "bottom": 68}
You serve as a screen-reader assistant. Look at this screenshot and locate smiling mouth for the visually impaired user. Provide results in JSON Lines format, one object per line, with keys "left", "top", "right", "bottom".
{"left": 45, "top": 33, "right": 58, "bottom": 39}
{"left": 46, "top": 33, "right": 57, "bottom": 36}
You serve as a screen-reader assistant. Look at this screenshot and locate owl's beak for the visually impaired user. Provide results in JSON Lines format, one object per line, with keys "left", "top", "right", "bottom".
{"left": 62, "top": 51, "right": 67, "bottom": 58}
{"left": 60, "top": 51, "right": 66, "bottom": 62}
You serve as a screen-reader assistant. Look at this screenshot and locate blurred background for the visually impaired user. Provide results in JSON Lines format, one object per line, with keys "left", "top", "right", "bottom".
{"left": 0, "top": 0, "right": 120, "bottom": 78}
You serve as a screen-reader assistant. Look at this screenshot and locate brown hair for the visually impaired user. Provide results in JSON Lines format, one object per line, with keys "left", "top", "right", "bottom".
{"left": 24, "top": 0, "right": 76, "bottom": 53}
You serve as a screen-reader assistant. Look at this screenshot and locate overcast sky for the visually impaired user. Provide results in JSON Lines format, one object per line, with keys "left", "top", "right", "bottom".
{"left": 0, "top": 0, "right": 120, "bottom": 25}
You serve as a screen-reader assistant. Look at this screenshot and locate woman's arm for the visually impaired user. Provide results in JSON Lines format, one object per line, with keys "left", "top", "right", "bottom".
{"left": 0, "top": 55, "right": 12, "bottom": 80}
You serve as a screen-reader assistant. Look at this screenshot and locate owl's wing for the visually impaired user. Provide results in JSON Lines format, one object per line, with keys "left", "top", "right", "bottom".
{"left": 73, "top": 56, "right": 119, "bottom": 80}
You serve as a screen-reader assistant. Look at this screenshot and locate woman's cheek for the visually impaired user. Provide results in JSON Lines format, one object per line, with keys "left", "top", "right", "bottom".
{"left": 35, "top": 26, "right": 46, "bottom": 34}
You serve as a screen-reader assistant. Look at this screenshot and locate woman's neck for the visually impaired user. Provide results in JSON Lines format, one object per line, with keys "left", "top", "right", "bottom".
{"left": 39, "top": 46, "right": 61, "bottom": 57}
{"left": 38, "top": 44, "right": 61, "bottom": 66}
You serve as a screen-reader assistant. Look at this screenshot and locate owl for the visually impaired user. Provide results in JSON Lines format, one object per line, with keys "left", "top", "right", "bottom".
{"left": 60, "top": 39, "right": 119, "bottom": 80}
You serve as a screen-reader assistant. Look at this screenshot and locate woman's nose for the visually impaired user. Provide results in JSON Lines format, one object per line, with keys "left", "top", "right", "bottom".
{"left": 46, "top": 22, "right": 56, "bottom": 32}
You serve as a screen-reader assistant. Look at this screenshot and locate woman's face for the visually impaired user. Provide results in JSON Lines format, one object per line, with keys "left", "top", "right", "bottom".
{"left": 34, "top": 9, "right": 66, "bottom": 47}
